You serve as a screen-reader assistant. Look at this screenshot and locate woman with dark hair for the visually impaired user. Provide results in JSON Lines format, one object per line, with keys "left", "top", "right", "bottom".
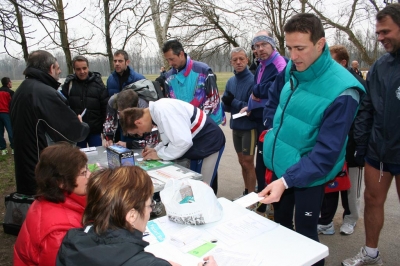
{"left": 14, "top": 142, "right": 90, "bottom": 266}
{"left": 56, "top": 166, "right": 217, "bottom": 266}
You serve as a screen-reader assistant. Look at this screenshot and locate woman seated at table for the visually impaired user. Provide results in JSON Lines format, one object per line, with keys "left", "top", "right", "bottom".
{"left": 56, "top": 166, "right": 217, "bottom": 266}
{"left": 14, "top": 142, "right": 90, "bottom": 266}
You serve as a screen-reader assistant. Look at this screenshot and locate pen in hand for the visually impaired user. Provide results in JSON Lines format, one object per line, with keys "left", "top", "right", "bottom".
{"left": 81, "top": 108, "right": 87, "bottom": 117}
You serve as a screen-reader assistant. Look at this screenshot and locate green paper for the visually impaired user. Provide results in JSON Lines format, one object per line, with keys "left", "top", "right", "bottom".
{"left": 188, "top": 242, "right": 216, "bottom": 257}
{"left": 87, "top": 163, "right": 100, "bottom": 172}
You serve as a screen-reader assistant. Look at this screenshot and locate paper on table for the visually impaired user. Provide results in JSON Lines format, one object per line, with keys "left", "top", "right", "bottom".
{"left": 148, "top": 165, "right": 193, "bottom": 183}
{"left": 170, "top": 226, "right": 202, "bottom": 248}
{"left": 233, "top": 192, "right": 264, "bottom": 208}
{"left": 206, "top": 213, "right": 278, "bottom": 246}
{"left": 232, "top": 112, "right": 247, "bottom": 119}
{"left": 211, "top": 248, "right": 262, "bottom": 266}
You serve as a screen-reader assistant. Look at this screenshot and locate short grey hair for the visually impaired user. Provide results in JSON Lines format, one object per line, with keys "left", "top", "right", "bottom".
{"left": 230, "top": 47, "right": 247, "bottom": 59}
{"left": 26, "top": 50, "right": 57, "bottom": 74}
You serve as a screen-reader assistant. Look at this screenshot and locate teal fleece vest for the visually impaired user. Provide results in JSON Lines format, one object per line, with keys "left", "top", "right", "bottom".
{"left": 263, "top": 44, "right": 365, "bottom": 187}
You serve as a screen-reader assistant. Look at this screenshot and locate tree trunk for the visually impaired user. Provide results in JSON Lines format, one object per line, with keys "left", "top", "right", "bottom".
{"left": 104, "top": 0, "right": 114, "bottom": 73}
{"left": 149, "top": 0, "right": 175, "bottom": 68}
{"left": 12, "top": 0, "right": 29, "bottom": 62}
{"left": 55, "top": 0, "right": 73, "bottom": 74}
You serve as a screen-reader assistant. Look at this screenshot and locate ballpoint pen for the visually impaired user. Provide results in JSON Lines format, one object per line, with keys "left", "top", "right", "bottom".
{"left": 81, "top": 108, "right": 87, "bottom": 117}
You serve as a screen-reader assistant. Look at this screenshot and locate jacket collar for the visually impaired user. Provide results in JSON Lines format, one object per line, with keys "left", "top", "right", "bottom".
{"left": 259, "top": 50, "right": 279, "bottom": 67}
{"left": 172, "top": 54, "right": 193, "bottom": 77}
{"left": 234, "top": 67, "right": 251, "bottom": 78}
{"left": 291, "top": 43, "right": 332, "bottom": 83}
{"left": 24, "top": 67, "right": 61, "bottom": 89}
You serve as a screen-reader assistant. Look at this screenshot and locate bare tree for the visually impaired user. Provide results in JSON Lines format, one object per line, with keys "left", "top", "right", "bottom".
{"left": 0, "top": 0, "right": 36, "bottom": 61}
{"left": 306, "top": 0, "right": 386, "bottom": 66}
{"left": 7, "top": 0, "right": 92, "bottom": 74}
{"left": 149, "top": 0, "right": 177, "bottom": 67}
{"left": 89, "top": 0, "right": 152, "bottom": 72}
{"left": 172, "top": 0, "right": 249, "bottom": 61}
{"left": 246, "top": 0, "right": 299, "bottom": 55}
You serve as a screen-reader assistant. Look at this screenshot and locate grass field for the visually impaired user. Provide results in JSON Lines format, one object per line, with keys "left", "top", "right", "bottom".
{"left": 10, "top": 72, "right": 234, "bottom": 94}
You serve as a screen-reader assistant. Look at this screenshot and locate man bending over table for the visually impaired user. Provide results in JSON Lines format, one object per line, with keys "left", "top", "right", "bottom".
{"left": 119, "top": 98, "right": 225, "bottom": 187}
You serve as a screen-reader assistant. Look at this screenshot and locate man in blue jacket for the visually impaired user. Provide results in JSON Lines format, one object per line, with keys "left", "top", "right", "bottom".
{"left": 248, "top": 30, "right": 287, "bottom": 215}
{"left": 259, "top": 14, "right": 365, "bottom": 266}
{"left": 106, "top": 50, "right": 145, "bottom": 97}
{"left": 343, "top": 4, "right": 400, "bottom": 266}
{"left": 221, "top": 47, "right": 257, "bottom": 196}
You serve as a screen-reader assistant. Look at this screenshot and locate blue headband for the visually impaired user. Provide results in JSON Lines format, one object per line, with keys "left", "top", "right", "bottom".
{"left": 252, "top": 35, "right": 276, "bottom": 50}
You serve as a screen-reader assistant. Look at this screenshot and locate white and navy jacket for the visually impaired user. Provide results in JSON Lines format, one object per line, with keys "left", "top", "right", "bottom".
{"left": 150, "top": 98, "right": 225, "bottom": 160}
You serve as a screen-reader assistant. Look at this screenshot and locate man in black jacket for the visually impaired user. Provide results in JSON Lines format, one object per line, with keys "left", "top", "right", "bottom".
{"left": 61, "top": 56, "right": 108, "bottom": 148}
{"left": 10, "top": 50, "right": 90, "bottom": 196}
{"left": 343, "top": 4, "right": 400, "bottom": 266}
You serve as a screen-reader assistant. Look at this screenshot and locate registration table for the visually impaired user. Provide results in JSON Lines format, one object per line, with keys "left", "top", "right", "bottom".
{"left": 144, "top": 198, "right": 329, "bottom": 266}
{"left": 85, "top": 146, "right": 203, "bottom": 192}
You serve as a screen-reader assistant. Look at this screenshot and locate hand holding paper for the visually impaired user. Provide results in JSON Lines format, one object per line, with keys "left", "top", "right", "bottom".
{"left": 233, "top": 192, "right": 264, "bottom": 208}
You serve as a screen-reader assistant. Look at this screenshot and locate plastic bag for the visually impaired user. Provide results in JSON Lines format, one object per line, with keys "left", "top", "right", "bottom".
{"left": 160, "top": 179, "right": 223, "bottom": 225}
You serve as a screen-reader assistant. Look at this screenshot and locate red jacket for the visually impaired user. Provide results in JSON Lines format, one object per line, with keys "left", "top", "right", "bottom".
{"left": 14, "top": 193, "right": 86, "bottom": 266}
{"left": 0, "top": 86, "right": 12, "bottom": 113}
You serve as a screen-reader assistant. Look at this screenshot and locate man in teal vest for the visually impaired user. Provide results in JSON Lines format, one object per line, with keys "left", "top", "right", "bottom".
{"left": 259, "top": 13, "right": 365, "bottom": 266}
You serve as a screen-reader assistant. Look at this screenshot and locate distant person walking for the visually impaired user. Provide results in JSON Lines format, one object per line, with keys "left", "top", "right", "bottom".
{"left": 0, "top": 77, "right": 14, "bottom": 155}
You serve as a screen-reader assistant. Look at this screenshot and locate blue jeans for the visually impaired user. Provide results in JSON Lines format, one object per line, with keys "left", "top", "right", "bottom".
{"left": 0, "top": 113, "right": 13, "bottom": 150}
{"left": 77, "top": 133, "right": 102, "bottom": 148}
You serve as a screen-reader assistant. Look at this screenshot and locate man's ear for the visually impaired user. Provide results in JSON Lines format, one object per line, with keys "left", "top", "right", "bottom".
{"left": 126, "top": 59, "right": 131, "bottom": 65}
{"left": 134, "top": 118, "right": 142, "bottom": 126}
{"left": 49, "top": 64, "right": 55, "bottom": 75}
{"left": 317, "top": 37, "right": 326, "bottom": 52}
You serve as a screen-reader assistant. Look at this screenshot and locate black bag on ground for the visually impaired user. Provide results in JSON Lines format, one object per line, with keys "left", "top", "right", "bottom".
{"left": 3, "top": 192, "right": 34, "bottom": 236}
{"left": 122, "top": 79, "right": 164, "bottom": 102}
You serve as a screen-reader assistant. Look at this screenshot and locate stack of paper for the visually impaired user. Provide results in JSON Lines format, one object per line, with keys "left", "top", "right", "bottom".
{"left": 148, "top": 165, "right": 194, "bottom": 183}
{"left": 80, "top": 147, "right": 98, "bottom": 156}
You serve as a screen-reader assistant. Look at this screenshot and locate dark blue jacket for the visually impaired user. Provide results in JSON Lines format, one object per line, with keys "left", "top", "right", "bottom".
{"left": 106, "top": 66, "right": 145, "bottom": 96}
{"left": 222, "top": 68, "right": 256, "bottom": 131}
{"left": 354, "top": 50, "right": 400, "bottom": 164}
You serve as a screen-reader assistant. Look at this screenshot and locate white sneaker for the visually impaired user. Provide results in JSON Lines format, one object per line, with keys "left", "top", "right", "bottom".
{"left": 317, "top": 222, "right": 335, "bottom": 235}
{"left": 342, "top": 247, "right": 383, "bottom": 266}
{"left": 340, "top": 222, "right": 356, "bottom": 235}
{"left": 1, "top": 149, "right": 7, "bottom": 156}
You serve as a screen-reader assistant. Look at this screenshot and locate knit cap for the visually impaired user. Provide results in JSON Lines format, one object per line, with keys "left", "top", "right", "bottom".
{"left": 252, "top": 35, "right": 276, "bottom": 50}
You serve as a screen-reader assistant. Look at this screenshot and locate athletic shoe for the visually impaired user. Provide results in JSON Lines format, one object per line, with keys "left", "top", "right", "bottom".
{"left": 340, "top": 222, "right": 356, "bottom": 235}
{"left": 342, "top": 247, "right": 383, "bottom": 266}
{"left": 317, "top": 222, "right": 335, "bottom": 235}
{"left": 1, "top": 149, "right": 7, "bottom": 155}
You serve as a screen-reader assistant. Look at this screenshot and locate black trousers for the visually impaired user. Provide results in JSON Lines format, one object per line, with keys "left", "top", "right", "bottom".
{"left": 318, "top": 190, "right": 351, "bottom": 225}
{"left": 255, "top": 124, "right": 267, "bottom": 213}
{"left": 272, "top": 180, "right": 325, "bottom": 266}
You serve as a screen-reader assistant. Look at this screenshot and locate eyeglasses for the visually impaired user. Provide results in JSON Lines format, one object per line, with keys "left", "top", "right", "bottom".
{"left": 254, "top": 42, "right": 269, "bottom": 50}
{"left": 78, "top": 165, "right": 90, "bottom": 178}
